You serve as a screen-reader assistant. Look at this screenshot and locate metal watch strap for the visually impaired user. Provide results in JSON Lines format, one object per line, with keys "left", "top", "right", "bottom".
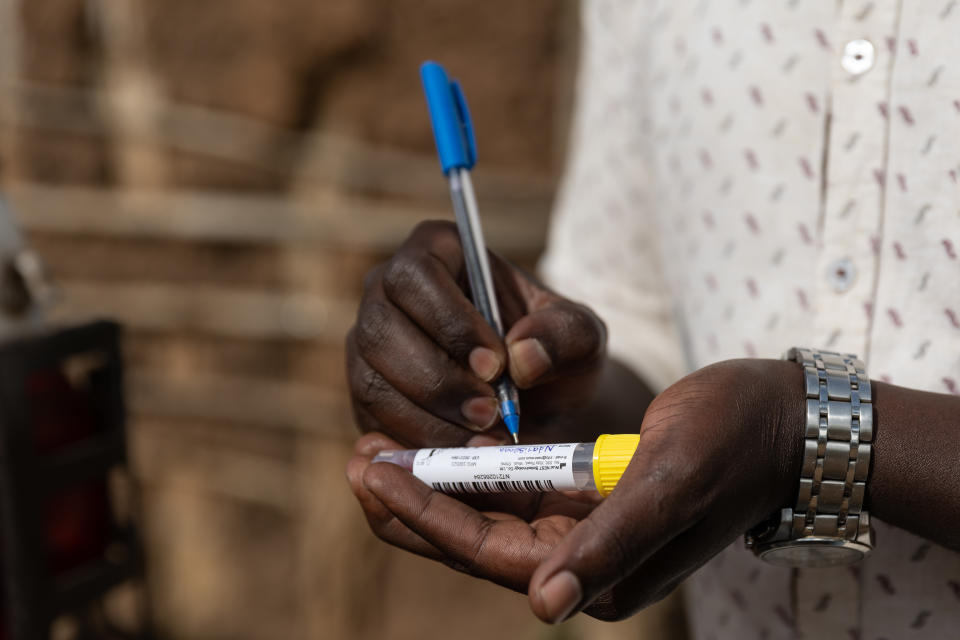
{"left": 788, "top": 347, "right": 873, "bottom": 540}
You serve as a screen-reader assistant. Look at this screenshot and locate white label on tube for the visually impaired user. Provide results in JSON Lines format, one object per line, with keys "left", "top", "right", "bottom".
{"left": 412, "top": 443, "right": 579, "bottom": 493}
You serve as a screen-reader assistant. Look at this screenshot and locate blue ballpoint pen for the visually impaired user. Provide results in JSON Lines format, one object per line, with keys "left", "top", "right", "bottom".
{"left": 420, "top": 61, "right": 521, "bottom": 444}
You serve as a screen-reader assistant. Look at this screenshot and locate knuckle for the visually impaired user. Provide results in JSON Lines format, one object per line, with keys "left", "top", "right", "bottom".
{"left": 354, "top": 300, "right": 393, "bottom": 356}
{"left": 369, "top": 518, "right": 400, "bottom": 546}
{"left": 409, "top": 219, "right": 458, "bottom": 243}
{"left": 534, "top": 302, "right": 607, "bottom": 372}
{"left": 349, "top": 358, "right": 390, "bottom": 410}
{"left": 411, "top": 489, "right": 441, "bottom": 530}
{"left": 430, "top": 311, "right": 475, "bottom": 358}
{"left": 346, "top": 393, "right": 382, "bottom": 434}
{"left": 382, "top": 254, "right": 475, "bottom": 358}
{"left": 440, "top": 557, "right": 475, "bottom": 577}
{"left": 416, "top": 361, "right": 450, "bottom": 406}
{"left": 362, "top": 264, "right": 385, "bottom": 293}
{"left": 464, "top": 517, "right": 495, "bottom": 573}
{"left": 584, "top": 594, "right": 632, "bottom": 622}
{"left": 408, "top": 220, "right": 463, "bottom": 265}
{"left": 568, "top": 302, "right": 607, "bottom": 357}
{"left": 587, "top": 575, "right": 682, "bottom": 621}
{"left": 382, "top": 255, "right": 425, "bottom": 301}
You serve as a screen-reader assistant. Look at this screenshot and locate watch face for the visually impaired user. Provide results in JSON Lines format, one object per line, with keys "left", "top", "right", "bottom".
{"left": 758, "top": 538, "right": 871, "bottom": 568}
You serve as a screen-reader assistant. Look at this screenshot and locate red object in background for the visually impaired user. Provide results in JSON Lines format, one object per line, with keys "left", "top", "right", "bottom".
{"left": 27, "top": 370, "right": 111, "bottom": 575}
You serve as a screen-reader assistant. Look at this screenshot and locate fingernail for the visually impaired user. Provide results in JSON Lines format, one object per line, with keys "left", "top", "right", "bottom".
{"left": 510, "top": 338, "right": 551, "bottom": 385}
{"left": 538, "top": 570, "right": 582, "bottom": 624}
{"left": 469, "top": 347, "right": 502, "bottom": 382}
{"left": 461, "top": 396, "right": 499, "bottom": 431}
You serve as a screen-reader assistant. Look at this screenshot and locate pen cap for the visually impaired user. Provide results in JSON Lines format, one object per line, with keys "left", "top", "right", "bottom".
{"left": 592, "top": 434, "right": 641, "bottom": 497}
{"left": 420, "top": 61, "right": 477, "bottom": 174}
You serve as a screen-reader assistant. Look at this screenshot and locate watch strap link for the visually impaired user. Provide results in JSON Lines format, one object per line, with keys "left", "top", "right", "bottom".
{"left": 788, "top": 347, "right": 873, "bottom": 540}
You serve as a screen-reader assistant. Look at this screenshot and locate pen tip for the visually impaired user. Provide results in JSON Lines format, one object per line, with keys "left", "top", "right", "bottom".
{"left": 503, "top": 412, "right": 520, "bottom": 444}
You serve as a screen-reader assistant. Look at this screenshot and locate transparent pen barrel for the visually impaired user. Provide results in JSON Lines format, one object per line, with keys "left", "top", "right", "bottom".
{"left": 447, "top": 169, "right": 502, "bottom": 334}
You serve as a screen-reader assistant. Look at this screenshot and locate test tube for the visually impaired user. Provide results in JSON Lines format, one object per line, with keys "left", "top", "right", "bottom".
{"left": 371, "top": 434, "right": 640, "bottom": 496}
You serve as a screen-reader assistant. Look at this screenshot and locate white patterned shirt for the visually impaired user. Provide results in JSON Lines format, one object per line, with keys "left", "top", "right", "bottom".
{"left": 540, "top": 1, "right": 960, "bottom": 638}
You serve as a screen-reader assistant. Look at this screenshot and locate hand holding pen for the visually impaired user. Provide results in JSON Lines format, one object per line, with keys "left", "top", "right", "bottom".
{"left": 344, "top": 62, "right": 609, "bottom": 448}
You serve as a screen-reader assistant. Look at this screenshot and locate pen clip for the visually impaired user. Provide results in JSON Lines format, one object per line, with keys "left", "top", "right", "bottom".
{"left": 421, "top": 61, "right": 477, "bottom": 174}
{"left": 449, "top": 80, "right": 477, "bottom": 168}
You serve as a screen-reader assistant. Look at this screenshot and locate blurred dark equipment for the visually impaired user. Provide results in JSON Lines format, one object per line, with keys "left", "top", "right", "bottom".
{"left": 0, "top": 321, "right": 151, "bottom": 639}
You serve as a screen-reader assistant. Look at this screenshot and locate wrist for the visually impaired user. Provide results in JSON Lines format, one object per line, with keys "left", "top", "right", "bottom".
{"left": 771, "top": 359, "right": 808, "bottom": 508}
{"left": 865, "top": 380, "right": 960, "bottom": 552}
{"left": 742, "top": 359, "right": 807, "bottom": 520}
{"left": 747, "top": 349, "right": 877, "bottom": 567}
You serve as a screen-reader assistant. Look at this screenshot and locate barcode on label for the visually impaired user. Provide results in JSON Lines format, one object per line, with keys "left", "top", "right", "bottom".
{"left": 430, "top": 479, "right": 556, "bottom": 493}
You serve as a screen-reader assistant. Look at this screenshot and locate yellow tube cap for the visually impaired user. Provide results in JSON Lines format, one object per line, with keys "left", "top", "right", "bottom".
{"left": 592, "top": 433, "right": 641, "bottom": 497}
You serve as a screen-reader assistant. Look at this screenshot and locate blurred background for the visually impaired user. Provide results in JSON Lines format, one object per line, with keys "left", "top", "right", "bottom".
{"left": 0, "top": 1, "right": 685, "bottom": 638}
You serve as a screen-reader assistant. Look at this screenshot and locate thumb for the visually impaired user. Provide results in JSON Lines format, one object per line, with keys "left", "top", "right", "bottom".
{"left": 526, "top": 443, "right": 692, "bottom": 623}
{"left": 504, "top": 297, "right": 606, "bottom": 389}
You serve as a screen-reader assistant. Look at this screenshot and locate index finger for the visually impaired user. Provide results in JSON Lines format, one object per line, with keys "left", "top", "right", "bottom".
{"left": 346, "top": 453, "right": 444, "bottom": 562}
{"left": 383, "top": 221, "right": 509, "bottom": 379}
{"left": 362, "top": 461, "right": 562, "bottom": 591}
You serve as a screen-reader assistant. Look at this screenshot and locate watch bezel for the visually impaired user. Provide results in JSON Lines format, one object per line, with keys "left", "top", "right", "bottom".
{"left": 755, "top": 536, "right": 872, "bottom": 568}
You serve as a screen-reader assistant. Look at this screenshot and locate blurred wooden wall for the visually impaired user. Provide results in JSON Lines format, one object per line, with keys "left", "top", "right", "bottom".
{"left": 0, "top": 1, "right": 685, "bottom": 638}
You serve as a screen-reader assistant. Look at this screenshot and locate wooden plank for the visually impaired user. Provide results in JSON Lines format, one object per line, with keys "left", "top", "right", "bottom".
{"left": 121, "top": 330, "right": 348, "bottom": 391}
{"left": 8, "top": 183, "right": 550, "bottom": 253}
{"left": 129, "top": 417, "right": 302, "bottom": 512}
{"left": 49, "top": 280, "right": 356, "bottom": 342}
{"left": 94, "top": 0, "right": 169, "bottom": 187}
{"left": 0, "top": 82, "right": 556, "bottom": 200}
{"left": 0, "top": 0, "right": 20, "bottom": 178}
{"left": 29, "top": 234, "right": 382, "bottom": 300}
{"left": 126, "top": 369, "right": 348, "bottom": 437}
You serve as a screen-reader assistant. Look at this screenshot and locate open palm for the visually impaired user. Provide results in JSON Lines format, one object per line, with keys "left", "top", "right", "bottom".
{"left": 347, "top": 432, "right": 600, "bottom": 593}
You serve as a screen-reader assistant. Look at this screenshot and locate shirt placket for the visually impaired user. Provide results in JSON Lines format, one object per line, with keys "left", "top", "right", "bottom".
{"left": 810, "top": 2, "right": 898, "bottom": 357}
{"left": 798, "top": 2, "right": 900, "bottom": 638}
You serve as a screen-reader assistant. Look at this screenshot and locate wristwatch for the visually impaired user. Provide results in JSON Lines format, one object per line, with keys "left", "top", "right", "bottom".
{"left": 745, "top": 347, "right": 875, "bottom": 568}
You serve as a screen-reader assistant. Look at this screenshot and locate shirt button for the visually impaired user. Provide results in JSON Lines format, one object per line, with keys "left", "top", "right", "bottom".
{"left": 841, "top": 39, "right": 875, "bottom": 75}
{"left": 827, "top": 258, "right": 857, "bottom": 293}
